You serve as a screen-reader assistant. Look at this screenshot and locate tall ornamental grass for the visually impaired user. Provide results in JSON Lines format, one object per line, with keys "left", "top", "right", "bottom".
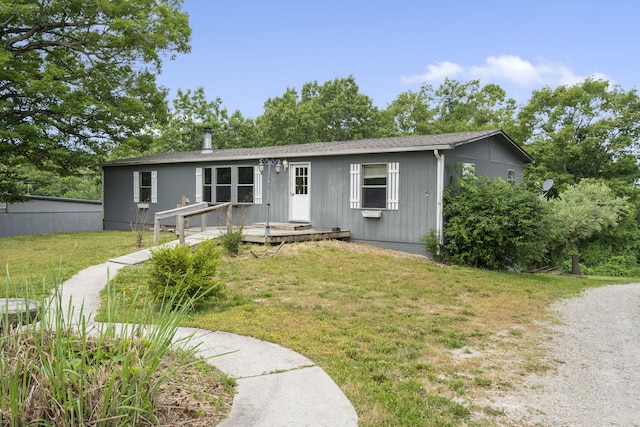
{"left": 0, "top": 278, "right": 205, "bottom": 426}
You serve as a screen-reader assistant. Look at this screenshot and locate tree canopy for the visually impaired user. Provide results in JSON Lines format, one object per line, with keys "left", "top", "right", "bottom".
{"left": 147, "top": 87, "right": 255, "bottom": 153}
{"left": 547, "top": 180, "right": 629, "bottom": 257}
{"left": 255, "top": 76, "right": 384, "bottom": 146}
{"left": 518, "top": 79, "right": 640, "bottom": 194}
{"left": 382, "top": 79, "right": 519, "bottom": 136}
{"left": 0, "top": 0, "right": 191, "bottom": 201}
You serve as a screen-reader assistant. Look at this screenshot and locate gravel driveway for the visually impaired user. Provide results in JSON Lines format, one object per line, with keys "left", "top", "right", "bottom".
{"left": 484, "top": 283, "right": 640, "bottom": 426}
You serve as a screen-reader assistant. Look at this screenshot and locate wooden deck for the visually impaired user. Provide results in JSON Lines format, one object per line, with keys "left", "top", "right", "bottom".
{"left": 185, "top": 222, "right": 350, "bottom": 245}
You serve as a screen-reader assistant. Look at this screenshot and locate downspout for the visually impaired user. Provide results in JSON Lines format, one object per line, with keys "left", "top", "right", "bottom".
{"left": 433, "top": 150, "right": 445, "bottom": 246}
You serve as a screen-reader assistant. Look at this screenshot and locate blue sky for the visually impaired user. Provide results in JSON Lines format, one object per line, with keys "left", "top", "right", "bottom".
{"left": 157, "top": 0, "right": 640, "bottom": 119}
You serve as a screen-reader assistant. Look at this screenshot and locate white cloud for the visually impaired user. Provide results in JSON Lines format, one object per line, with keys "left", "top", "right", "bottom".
{"left": 470, "top": 55, "right": 543, "bottom": 86}
{"left": 402, "top": 55, "right": 611, "bottom": 89}
{"left": 401, "top": 61, "right": 462, "bottom": 84}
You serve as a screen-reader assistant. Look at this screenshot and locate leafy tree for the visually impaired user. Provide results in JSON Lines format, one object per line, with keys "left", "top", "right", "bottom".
{"left": 579, "top": 207, "right": 640, "bottom": 272}
{"left": 148, "top": 87, "right": 256, "bottom": 153}
{"left": 382, "top": 87, "right": 435, "bottom": 135}
{"left": 384, "top": 79, "right": 519, "bottom": 136}
{"left": 18, "top": 165, "right": 101, "bottom": 200}
{"left": 255, "top": 87, "right": 304, "bottom": 146}
{"left": 0, "top": 0, "right": 191, "bottom": 201}
{"left": 256, "top": 76, "right": 384, "bottom": 145}
{"left": 441, "top": 175, "right": 549, "bottom": 270}
{"left": 546, "top": 180, "right": 629, "bottom": 269}
{"left": 152, "top": 87, "right": 217, "bottom": 153}
{"left": 518, "top": 78, "right": 640, "bottom": 195}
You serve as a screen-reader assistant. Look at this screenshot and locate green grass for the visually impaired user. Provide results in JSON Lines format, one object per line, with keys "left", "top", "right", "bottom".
{"left": 0, "top": 231, "right": 172, "bottom": 299}
{"left": 0, "top": 284, "right": 233, "bottom": 425}
{"left": 1, "top": 230, "right": 233, "bottom": 425}
{"left": 4, "top": 233, "right": 637, "bottom": 426}
{"left": 101, "top": 239, "right": 638, "bottom": 426}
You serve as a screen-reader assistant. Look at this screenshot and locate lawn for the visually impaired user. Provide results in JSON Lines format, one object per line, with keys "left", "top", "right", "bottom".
{"left": 3, "top": 232, "right": 634, "bottom": 425}
{"left": 0, "top": 230, "right": 170, "bottom": 298}
{"left": 101, "top": 238, "right": 635, "bottom": 426}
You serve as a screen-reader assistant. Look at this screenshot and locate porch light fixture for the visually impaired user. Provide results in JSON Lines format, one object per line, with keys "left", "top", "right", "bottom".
{"left": 258, "top": 158, "right": 289, "bottom": 237}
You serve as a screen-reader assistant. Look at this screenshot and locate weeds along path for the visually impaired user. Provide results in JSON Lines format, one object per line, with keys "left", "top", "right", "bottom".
{"left": 484, "top": 283, "right": 640, "bottom": 426}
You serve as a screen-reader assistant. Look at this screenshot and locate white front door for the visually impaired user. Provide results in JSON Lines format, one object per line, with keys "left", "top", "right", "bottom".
{"left": 289, "top": 163, "right": 310, "bottom": 222}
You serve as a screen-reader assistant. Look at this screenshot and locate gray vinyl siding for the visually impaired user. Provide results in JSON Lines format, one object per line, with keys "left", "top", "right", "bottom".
{"left": 0, "top": 197, "right": 102, "bottom": 237}
{"left": 307, "top": 152, "right": 437, "bottom": 251}
{"left": 445, "top": 136, "right": 526, "bottom": 183}
{"left": 103, "top": 153, "right": 438, "bottom": 251}
{"left": 103, "top": 162, "right": 270, "bottom": 231}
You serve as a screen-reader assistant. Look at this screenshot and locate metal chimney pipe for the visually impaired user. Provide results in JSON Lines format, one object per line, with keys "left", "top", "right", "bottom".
{"left": 202, "top": 127, "right": 213, "bottom": 154}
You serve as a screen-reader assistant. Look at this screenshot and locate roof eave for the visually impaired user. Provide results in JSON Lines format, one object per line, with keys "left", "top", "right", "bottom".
{"left": 450, "top": 130, "right": 534, "bottom": 164}
{"left": 101, "top": 144, "right": 453, "bottom": 167}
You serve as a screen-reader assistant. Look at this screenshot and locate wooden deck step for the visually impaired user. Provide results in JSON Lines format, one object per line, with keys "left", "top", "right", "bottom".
{"left": 253, "top": 222, "right": 312, "bottom": 231}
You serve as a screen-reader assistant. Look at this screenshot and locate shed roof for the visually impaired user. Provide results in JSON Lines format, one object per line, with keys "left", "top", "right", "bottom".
{"left": 101, "top": 129, "right": 533, "bottom": 167}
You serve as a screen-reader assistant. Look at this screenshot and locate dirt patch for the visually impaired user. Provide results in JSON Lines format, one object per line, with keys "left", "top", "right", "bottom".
{"left": 153, "top": 353, "right": 234, "bottom": 426}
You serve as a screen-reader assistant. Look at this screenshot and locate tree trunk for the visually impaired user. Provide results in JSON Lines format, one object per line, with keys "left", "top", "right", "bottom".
{"left": 571, "top": 254, "right": 580, "bottom": 276}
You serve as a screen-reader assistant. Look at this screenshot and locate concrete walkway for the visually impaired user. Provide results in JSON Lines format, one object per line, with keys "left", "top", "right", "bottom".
{"left": 58, "top": 233, "right": 358, "bottom": 426}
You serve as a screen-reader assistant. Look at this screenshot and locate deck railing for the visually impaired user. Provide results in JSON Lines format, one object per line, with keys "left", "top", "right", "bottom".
{"left": 153, "top": 202, "right": 232, "bottom": 244}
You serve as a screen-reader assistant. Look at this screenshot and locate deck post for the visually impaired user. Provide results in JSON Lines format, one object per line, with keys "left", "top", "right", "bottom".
{"left": 177, "top": 214, "right": 185, "bottom": 244}
{"left": 153, "top": 216, "right": 161, "bottom": 245}
{"left": 227, "top": 203, "right": 232, "bottom": 229}
{"left": 201, "top": 213, "right": 206, "bottom": 231}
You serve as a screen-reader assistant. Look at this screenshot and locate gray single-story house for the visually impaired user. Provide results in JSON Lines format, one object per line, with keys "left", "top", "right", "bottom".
{"left": 101, "top": 129, "right": 533, "bottom": 254}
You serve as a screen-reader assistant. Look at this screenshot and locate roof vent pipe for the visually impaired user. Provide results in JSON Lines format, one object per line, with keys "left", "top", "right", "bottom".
{"left": 201, "top": 127, "right": 213, "bottom": 154}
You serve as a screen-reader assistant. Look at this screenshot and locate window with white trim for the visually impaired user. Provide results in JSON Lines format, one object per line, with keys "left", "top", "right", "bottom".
{"left": 237, "top": 166, "right": 254, "bottom": 203}
{"left": 215, "top": 167, "right": 231, "bottom": 202}
{"left": 349, "top": 162, "right": 399, "bottom": 210}
{"left": 196, "top": 166, "right": 259, "bottom": 204}
{"left": 507, "top": 169, "right": 515, "bottom": 184}
{"left": 203, "top": 168, "right": 213, "bottom": 202}
{"left": 362, "top": 164, "right": 387, "bottom": 209}
{"left": 462, "top": 162, "right": 475, "bottom": 177}
{"left": 133, "top": 171, "right": 157, "bottom": 203}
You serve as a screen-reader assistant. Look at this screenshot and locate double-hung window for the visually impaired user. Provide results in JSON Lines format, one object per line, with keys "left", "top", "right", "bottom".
{"left": 140, "top": 172, "right": 152, "bottom": 202}
{"left": 237, "top": 166, "right": 254, "bottom": 203}
{"left": 133, "top": 171, "right": 157, "bottom": 204}
{"left": 350, "top": 162, "right": 399, "bottom": 210}
{"left": 203, "top": 168, "right": 213, "bottom": 202}
{"left": 462, "top": 162, "right": 476, "bottom": 177}
{"left": 215, "top": 167, "right": 232, "bottom": 202}
{"left": 362, "top": 164, "right": 387, "bottom": 209}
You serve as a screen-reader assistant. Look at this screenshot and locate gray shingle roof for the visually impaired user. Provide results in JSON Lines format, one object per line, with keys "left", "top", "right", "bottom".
{"left": 101, "top": 129, "right": 533, "bottom": 166}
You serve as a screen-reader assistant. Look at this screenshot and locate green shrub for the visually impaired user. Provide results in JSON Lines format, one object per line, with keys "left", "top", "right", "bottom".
{"left": 585, "top": 255, "right": 637, "bottom": 277}
{"left": 421, "top": 229, "right": 444, "bottom": 261}
{"left": 442, "top": 175, "right": 550, "bottom": 270}
{"left": 148, "top": 239, "right": 225, "bottom": 309}
{"left": 219, "top": 226, "right": 244, "bottom": 256}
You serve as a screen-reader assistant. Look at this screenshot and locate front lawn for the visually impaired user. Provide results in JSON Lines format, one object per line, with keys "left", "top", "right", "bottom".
{"left": 103, "top": 239, "right": 635, "bottom": 426}
{"left": 0, "top": 230, "right": 170, "bottom": 299}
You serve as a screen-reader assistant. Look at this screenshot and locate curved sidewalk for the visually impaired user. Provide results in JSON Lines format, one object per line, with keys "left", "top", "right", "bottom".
{"left": 59, "top": 236, "right": 358, "bottom": 426}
